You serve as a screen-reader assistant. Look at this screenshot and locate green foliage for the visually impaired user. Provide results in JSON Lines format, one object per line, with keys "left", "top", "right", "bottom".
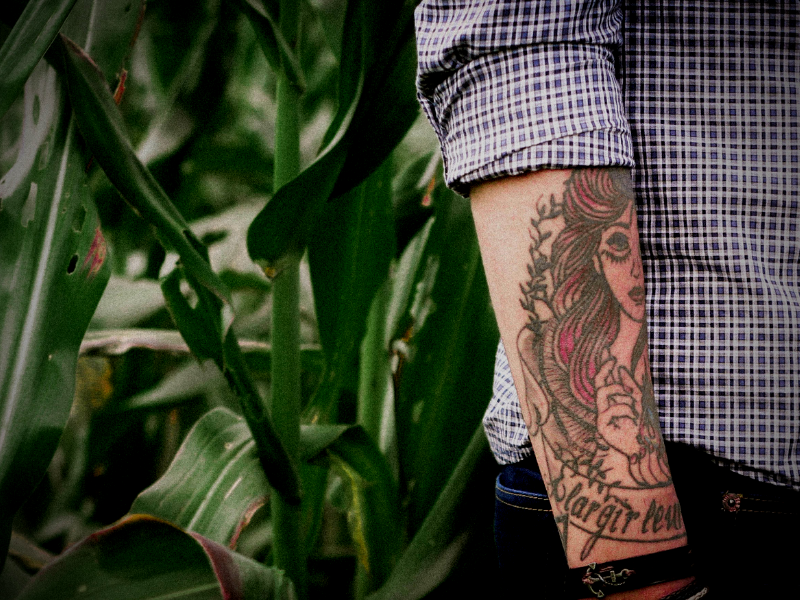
{"left": 306, "top": 159, "right": 395, "bottom": 423}
{"left": 58, "top": 33, "right": 231, "bottom": 304}
{"left": 16, "top": 515, "right": 296, "bottom": 600}
{"left": 0, "top": 0, "right": 140, "bottom": 568}
{"left": 0, "top": 0, "right": 502, "bottom": 598}
{"left": 246, "top": 0, "right": 419, "bottom": 274}
{"left": 0, "top": 0, "right": 78, "bottom": 119}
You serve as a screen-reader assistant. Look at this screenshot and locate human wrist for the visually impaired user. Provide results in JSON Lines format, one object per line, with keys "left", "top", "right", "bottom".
{"left": 578, "top": 577, "right": 695, "bottom": 600}
{"left": 566, "top": 546, "right": 696, "bottom": 599}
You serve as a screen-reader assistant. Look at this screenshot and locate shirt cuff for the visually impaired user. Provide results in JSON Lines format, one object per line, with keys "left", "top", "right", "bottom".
{"left": 419, "top": 43, "right": 634, "bottom": 196}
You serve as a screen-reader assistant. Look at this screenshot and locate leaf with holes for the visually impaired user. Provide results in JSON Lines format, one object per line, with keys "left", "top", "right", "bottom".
{"left": 0, "top": 0, "right": 143, "bottom": 568}
{"left": 57, "top": 32, "right": 231, "bottom": 304}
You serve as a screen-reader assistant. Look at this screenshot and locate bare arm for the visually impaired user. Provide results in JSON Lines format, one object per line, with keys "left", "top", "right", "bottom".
{"left": 471, "top": 168, "right": 692, "bottom": 599}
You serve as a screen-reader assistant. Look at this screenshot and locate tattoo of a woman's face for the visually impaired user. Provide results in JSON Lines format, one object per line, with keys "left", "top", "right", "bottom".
{"left": 517, "top": 168, "right": 685, "bottom": 559}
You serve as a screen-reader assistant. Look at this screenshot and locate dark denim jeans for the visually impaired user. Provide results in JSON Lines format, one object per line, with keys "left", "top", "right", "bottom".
{"left": 494, "top": 442, "right": 800, "bottom": 598}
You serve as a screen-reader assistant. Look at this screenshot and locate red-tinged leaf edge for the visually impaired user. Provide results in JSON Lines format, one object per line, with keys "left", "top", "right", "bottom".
{"left": 190, "top": 534, "right": 244, "bottom": 598}
{"left": 229, "top": 497, "right": 268, "bottom": 551}
{"left": 57, "top": 33, "right": 232, "bottom": 305}
{"left": 16, "top": 514, "right": 296, "bottom": 600}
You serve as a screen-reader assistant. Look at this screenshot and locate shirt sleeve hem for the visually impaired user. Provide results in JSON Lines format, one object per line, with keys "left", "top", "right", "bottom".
{"left": 453, "top": 129, "right": 635, "bottom": 196}
{"left": 423, "top": 44, "right": 633, "bottom": 195}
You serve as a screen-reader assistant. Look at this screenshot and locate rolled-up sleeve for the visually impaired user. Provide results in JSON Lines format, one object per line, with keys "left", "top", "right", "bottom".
{"left": 415, "top": 0, "right": 633, "bottom": 195}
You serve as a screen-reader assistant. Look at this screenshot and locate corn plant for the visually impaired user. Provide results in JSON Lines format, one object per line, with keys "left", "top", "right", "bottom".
{"left": 0, "top": 1, "right": 501, "bottom": 598}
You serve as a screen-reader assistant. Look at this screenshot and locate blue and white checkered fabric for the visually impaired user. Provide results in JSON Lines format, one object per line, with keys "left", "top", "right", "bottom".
{"left": 416, "top": 0, "right": 633, "bottom": 195}
{"left": 416, "top": 0, "right": 800, "bottom": 488}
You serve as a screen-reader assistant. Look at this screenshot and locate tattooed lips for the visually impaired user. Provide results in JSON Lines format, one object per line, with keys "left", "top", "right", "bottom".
{"left": 628, "top": 287, "right": 645, "bottom": 304}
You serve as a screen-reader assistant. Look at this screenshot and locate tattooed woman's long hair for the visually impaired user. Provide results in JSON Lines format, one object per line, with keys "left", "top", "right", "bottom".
{"left": 550, "top": 169, "right": 631, "bottom": 407}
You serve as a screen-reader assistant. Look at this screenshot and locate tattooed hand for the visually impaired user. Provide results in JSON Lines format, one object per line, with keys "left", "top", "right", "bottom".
{"left": 595, "top": 354, "right": 670, "bottom": 487}
{"left": 596, "top": 355, "right": 642, "bottom": 455}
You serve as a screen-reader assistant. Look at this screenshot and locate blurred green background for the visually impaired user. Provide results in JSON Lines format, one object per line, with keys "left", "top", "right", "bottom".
{"left": 0, "top": 1, "right": 503, "bottom": 598}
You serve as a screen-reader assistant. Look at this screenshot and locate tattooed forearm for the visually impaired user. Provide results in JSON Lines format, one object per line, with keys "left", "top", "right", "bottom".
{"left": 471, "top": 167, "right": 688, "bottom": 567}
{"left": 512, "top": 168, "right": 686, "bottom": 562}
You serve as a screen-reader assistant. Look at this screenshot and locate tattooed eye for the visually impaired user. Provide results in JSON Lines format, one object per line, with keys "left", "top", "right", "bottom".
{"left": 601, "top": 231, "right": 631, "bottom": 263}
{"left": 606, "top": 232, "right": 629, "bottom": 252}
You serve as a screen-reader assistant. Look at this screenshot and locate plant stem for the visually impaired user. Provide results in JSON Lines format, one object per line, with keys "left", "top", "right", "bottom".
{"left": 271, "top": 1, "right": 305, "bottom": 597}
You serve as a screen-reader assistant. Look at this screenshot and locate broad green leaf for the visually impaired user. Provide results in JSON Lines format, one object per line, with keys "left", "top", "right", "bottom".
{"left": 16, "top": 515, "right": 296, "bottom": 600}
{"left": 159, "top": 267, "right": 302, "bottom": 506}
{"left": 0, "top": 66, "right": 106, "bottom": 552}
{"left": 0, "top": 0, "right": 79, "bottom": 120}
{"left": 247, "top": 0, "right": 417, "bottom": 272}
{"left": 319, "top": 427, "right": 401, "bottom": 594}
{"left": 234, "top": 0, "right": 305, "bottom": 91}
{"left": 131, "top": 407, "right": 347, "bottom": 546}
{"left": 305, "top": 158, "right": 394, "bottom": 422}
{"left": 57, "top": 34, "right": 232, "bottom": 305}
{"left": 367, "top": 425, "right": 490, "bottom": 600}
{"left": 331, "top": 19, "right": 420, "bottom": 199}
{"left": 131, "top": 408, "right": 272, "bottom": 547}
{"left": 394, "top": 182, "right": 499, "bottom": 530}
{"left": 0, "top": 0, "right": 143, "bottom": 565}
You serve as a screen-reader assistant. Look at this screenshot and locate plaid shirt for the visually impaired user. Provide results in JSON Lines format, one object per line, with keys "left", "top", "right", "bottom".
{"left": 415, "top": 0, "right": 800, "bottom": 488}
